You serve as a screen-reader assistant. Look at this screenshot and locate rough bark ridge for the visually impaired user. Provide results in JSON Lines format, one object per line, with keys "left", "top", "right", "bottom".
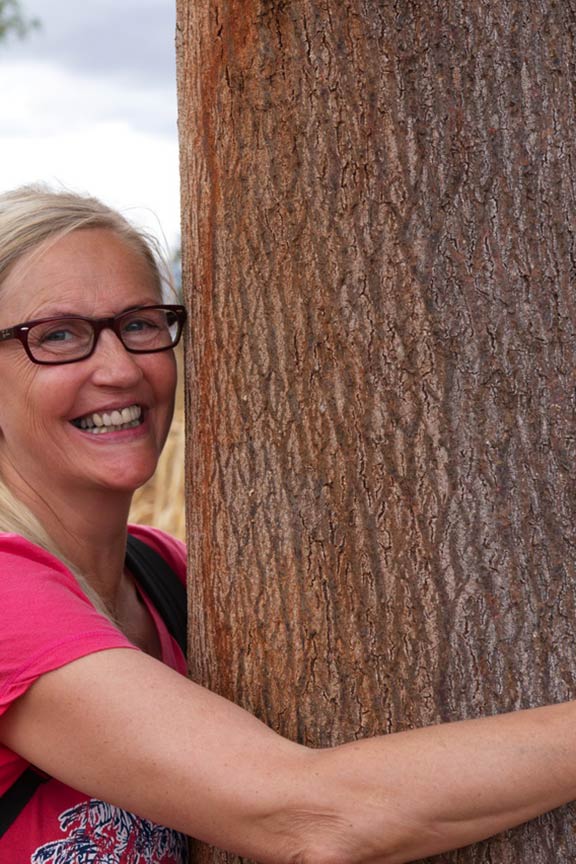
{"left": 176, "top": 2, "right": 576, "bottom": 861}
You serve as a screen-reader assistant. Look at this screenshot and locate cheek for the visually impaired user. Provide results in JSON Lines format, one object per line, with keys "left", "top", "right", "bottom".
{"left": 0, "top": 357, "right": 39, "bottom": 434}
{"left": 0, "top": 359, "right": 81, "bottom": 438}
{"left": 144, "top": 353, "right": 178, "bottom": 427}
{"left": 154, "top": 352, "right": 178, "bottom": 401}
{"left": 162, "top": 361, "right": 178, "bottom": 425}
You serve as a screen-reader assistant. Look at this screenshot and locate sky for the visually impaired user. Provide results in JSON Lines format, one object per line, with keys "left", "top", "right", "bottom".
{"left": 0, "top": 0, "right": 180, "bottom": 252}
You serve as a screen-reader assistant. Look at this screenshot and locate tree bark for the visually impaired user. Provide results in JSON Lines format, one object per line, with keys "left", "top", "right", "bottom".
{"left": 176, "top": 1, "right": 576, "bottom": 861}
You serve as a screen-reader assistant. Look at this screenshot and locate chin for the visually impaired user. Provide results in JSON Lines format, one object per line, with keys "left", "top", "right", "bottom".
{"left": 92, "top": 462, "right": 159, "bottom": 494}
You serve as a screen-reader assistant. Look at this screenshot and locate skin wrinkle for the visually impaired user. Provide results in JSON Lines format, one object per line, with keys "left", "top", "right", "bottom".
{"left": 0, "top": 227, "right": 177, "bottom": 614}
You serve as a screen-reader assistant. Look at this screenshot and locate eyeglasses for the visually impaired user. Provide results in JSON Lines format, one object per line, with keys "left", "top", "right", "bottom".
{"left": 0, "top": 304, "right": 187, "bottom": 365}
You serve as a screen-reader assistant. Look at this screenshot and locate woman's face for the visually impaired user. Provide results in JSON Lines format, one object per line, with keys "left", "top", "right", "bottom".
{"left": 0, "top": 228, "right": 177, "bottom": 502}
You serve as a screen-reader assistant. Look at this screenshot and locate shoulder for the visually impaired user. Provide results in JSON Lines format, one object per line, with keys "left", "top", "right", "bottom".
{"left": 0, "top": 532, "right": 65, "bottom": 566}
{"left": 0, "top": 534, "right": 132, "bottom": 718}
{"left": 0, "top": 533, "right": 83, "bottom": 595}
{"left": 127, "top": 525, "right": 186, "bottom": 584}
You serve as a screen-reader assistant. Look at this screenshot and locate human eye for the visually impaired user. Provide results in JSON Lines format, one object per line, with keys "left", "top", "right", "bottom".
{"left": 29, "top": 319, "right": 90, "bottom": 358}
{"left": 121, "top": 308, "right": 165, "bottom": 334}
{"left": 41, "top": 327, "right": 76, "bottom": 343}
{"left": 120, "top": 308, "right": 171, "bottom": 349}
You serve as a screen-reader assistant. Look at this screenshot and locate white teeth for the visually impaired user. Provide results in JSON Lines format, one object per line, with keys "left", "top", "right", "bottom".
{"left": 75, "top": 404, "right": 142, "bottom": 432}
{"left": 86, "top": 418, "right": 141, "bottom": 434}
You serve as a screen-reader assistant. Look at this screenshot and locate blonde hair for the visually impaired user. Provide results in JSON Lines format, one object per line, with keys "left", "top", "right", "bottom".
{"left": 0, "top": 184, "right": 168, "bottom": 289}
{"left": 0, "top": 183, "right": 172, "bottom": 620}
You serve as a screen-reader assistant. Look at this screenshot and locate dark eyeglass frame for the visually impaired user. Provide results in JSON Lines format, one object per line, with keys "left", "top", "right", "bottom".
{"left": 0, "top": 304, "right": 187, "bottom": 366}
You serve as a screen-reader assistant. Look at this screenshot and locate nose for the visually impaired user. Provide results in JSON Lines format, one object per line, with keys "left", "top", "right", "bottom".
{"left": 89, "top": 327, "right": 144, "bottom": 387}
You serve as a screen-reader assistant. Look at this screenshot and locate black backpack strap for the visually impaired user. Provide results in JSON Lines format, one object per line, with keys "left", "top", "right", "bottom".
{"left": 0, "top": 767, "right": 49, "bottom": 839}
{"left": 125, "top": 534, "right": 188, "bottom": 657}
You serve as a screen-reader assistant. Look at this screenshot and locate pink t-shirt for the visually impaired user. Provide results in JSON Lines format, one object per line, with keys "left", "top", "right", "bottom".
{"left": 0, "top": 525, "right": 188, "bottom": 863}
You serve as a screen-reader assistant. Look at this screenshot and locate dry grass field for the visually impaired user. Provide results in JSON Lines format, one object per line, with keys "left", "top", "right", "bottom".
{"left": 129, "top": 353, "right": 186, "bottom": 541}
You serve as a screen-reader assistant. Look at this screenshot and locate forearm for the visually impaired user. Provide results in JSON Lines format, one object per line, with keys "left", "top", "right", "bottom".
{"left": 298, "top": 701, "right": 576, "bottom": 864}
{"left": 4, "top": 649, "right": 576, "bottom": 864}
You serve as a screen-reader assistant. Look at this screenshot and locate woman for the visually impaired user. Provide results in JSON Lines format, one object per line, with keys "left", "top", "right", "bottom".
{"left": 0, "top": 184, "right": 574, "bottom": 864}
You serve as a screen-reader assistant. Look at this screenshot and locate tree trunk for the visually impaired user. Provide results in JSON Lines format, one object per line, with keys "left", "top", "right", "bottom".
{"left": 176, "top": 1, "right": 576, "bottom": 861}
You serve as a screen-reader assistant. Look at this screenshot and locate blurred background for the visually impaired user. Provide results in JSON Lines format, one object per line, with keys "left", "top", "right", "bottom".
{"left": 0, "top": 0, "right": 185, "bottom": 539}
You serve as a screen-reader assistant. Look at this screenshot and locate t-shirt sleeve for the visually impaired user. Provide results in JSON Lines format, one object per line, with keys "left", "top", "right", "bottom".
{"left": 0, "top": 535, "right": 137, "bottom": 718}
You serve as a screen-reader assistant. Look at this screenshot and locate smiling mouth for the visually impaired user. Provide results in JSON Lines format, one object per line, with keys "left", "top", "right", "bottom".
{"left": 71, "top": 404, "right": 143, "bottom": 434}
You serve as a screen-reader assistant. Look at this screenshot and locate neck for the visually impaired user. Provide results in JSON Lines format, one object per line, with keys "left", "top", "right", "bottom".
{"left": 0, "top": 465, "right": 134, "bottom": 609}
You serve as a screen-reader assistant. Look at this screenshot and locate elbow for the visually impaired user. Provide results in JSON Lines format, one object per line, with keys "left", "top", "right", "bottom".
{"left": 251, "top": 750, "right": 410, "bottom": 864}
{"left": 264, "top": 796, "right": 452, "bottom": 864}
{"left": 230, "top": 745, "right": 419, "bottom": 864}
{"left": 281, "top": 839, "right": 358, "bottom": 864}
{"left": 285, "top": 837, "right": 397, "bottom": 864}
{"left": 267, "top": 813, "right": 401, "bottom": 864}
{"left": 287, "top": 832, "right": 425, "bottom": 864}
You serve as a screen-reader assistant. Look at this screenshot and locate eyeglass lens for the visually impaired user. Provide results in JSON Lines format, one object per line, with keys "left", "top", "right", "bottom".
{"left": 27, "top": 307, "right": 181, "bottom": 362}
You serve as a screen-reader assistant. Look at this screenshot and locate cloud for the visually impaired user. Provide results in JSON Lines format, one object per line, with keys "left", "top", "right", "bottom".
{"left": 4, "top": 0, "right": 176, "bottom": 89}
{"left": 0, "top": 59, "right": 176, "bottom": 137}
{"left": 0, "top": 0, "right": 180, "bottom": 249}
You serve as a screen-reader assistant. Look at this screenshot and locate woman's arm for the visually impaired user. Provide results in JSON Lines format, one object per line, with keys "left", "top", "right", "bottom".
{"left": 0, "top": 647, "right": 575, "bottom": 864}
